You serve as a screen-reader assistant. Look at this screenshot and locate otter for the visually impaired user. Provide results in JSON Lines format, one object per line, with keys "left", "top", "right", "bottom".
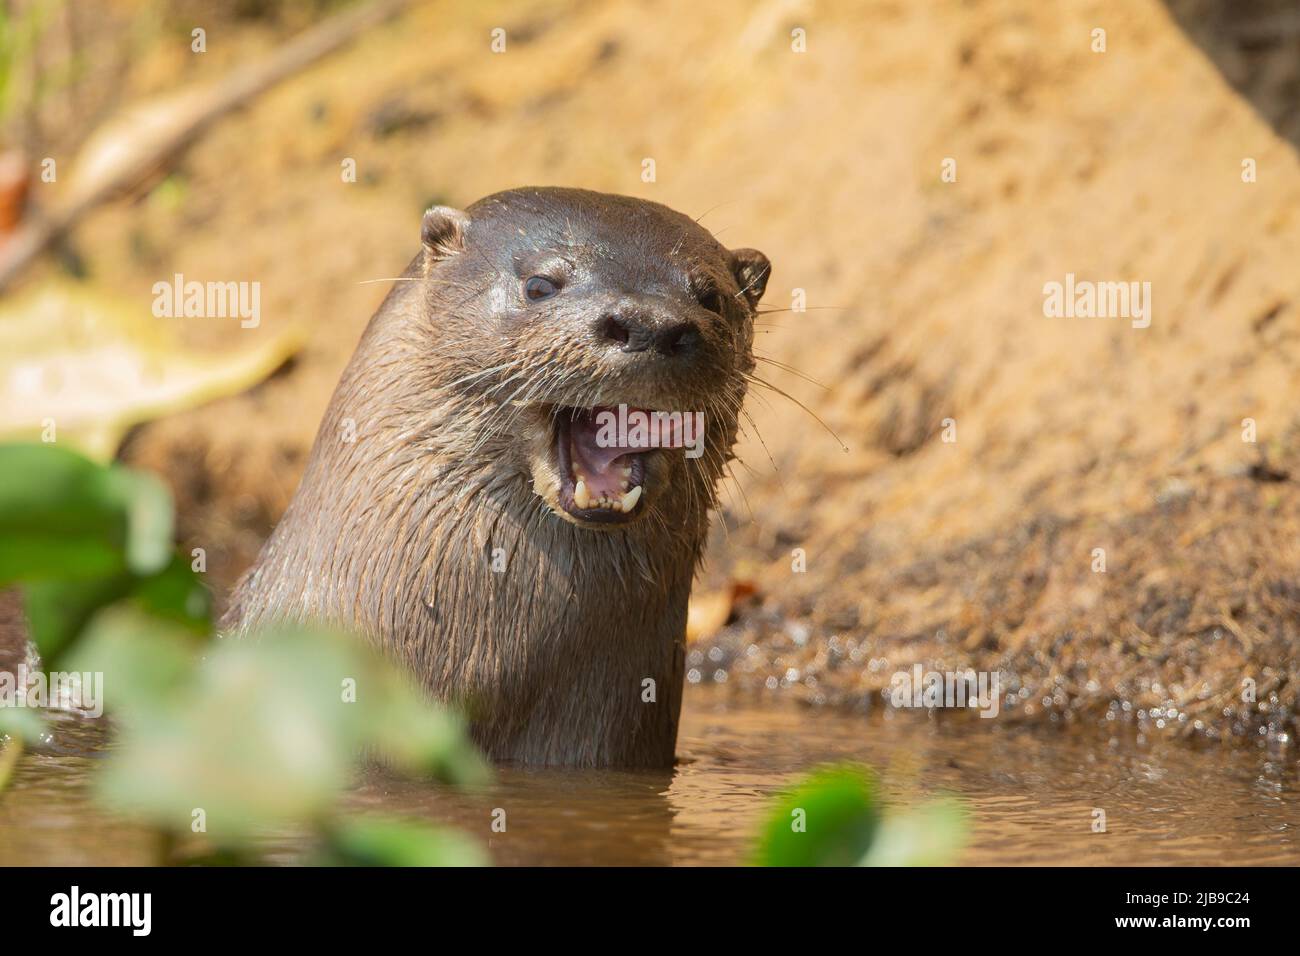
{"left": 222, "top": 187, "right": 770, "bottom": 768}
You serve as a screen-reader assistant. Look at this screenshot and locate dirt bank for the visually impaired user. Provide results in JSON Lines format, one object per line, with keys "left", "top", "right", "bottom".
{"left": 14, "top": 0, "right": 1299, "bottom": 741}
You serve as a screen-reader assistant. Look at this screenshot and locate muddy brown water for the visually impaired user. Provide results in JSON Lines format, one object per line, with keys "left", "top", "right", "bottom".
{"left": 1, "top": 688, "right": 1296, "bottom": 866}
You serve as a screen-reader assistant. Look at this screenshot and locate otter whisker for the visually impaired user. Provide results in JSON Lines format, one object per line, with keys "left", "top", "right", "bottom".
{"left": 743, "top": 372, "right": 848, "bottom": 452}
{"left": 738, "top": 406, "right": 785, "bottom": 487}
{"left": 692, "top": 199, "right": 739, "bottom": 225}
{"left": 733, "top": 266, "right": 768, "bottom": 301}
{"left": 357, "top": 277, "right": 459, "bottom": 285}
{"left": 722, "top": 461, "right": 758, "bottom": 529}
{"left": 754, "top": 305, "right": 847, "bottom": 314}
{"left": 443, "top": 360, "right": 524, "bottom": 390}
{"left": 752, "top": 353, "right": 830, "bottom": 390}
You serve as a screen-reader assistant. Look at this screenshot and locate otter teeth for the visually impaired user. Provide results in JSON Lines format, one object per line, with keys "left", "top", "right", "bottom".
{"left": 572, "top": 455, "right": 642, "bottom": 515}
{"left": 570, "top": 469, "right": 643, "bottom": 514}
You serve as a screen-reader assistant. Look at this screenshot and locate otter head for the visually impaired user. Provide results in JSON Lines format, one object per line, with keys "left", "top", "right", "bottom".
{"left": 417, "top": 187, "right": 770, "bottom": 531}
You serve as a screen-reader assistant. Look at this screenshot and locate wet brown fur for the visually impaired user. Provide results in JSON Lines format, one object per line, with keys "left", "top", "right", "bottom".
{"left": 222, "top": 187, "right": 770, "bottom": 767}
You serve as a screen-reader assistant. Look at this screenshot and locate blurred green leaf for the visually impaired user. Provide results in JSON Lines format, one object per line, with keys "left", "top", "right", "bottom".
{"left": 93, "top": 628, "right": 353, "bottom": 838}
{"left": 113, "top": 466, "right": 174, "bottom": 576}
{"left": 20, "top": 556, "right": 209, "bottom": 665}
{"left": 0, "top": 440, "right": 488, "bottom": 862}
{"left": 126, "top": 554, "right": 213, "bottom": 634}
{"left": 860, "top": 797, "right": 968, "bottom": 867}
{"left": 363, "top": 668, "right": 492, "bottom": 786}
{"left": 0, "top": 705, "right": 47, "bottom": 744}
{"left": 93, "top": 624, "right": 490, "bottom": 845}
{"left": 0, "top": 443, "right": 206, "bottom": 661}
{"left": 22, "top": 574, "right": 132, "bottom": 662}
{"left": 0, "top": 735, "right": 22, "bottom": 793}
{"left": 754, "top": 764, "right": 881, "bottom": 867}
{"left": 754, "top": 762, "right": 968, "bottom": 867}
{"left": 0, "top": 443, "right": 173, "bottom": 584}
{"left": 321, "top": 817, "right": 489, "bottom": 867}
{"left": 64, "top": 604, "right": 201, "bottom": 719}
{"left": 0, "top": 709, "right": 43, "bottom": 795}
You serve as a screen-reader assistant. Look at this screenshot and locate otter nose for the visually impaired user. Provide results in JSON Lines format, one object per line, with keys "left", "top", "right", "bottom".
{"left": 598, "top": 313, "right": 700, "bottom": 358}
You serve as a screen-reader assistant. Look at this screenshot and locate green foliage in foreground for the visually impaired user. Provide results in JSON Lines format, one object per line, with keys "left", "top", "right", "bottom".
{"left": 67, "top": 613, "right": 491, "bottom": 843}
{"left": 0, "top": 442, "right": 491, "bottom": 866}
{"left": 0, "top": 443, "right": 967, "bottom": 868}
{"left": 0, "top": 443, "right": 209, "bottom": 663}
{"left": 318, "top": 818, "right": 490, "bottom": 867}
{"left": 754, "top": 763, "right": 967, "bottom": 867}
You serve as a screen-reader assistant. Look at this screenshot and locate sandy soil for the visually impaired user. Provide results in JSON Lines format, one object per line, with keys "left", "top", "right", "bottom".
{"left": 12, "top": 0, "right": 1300, "bottom": 741}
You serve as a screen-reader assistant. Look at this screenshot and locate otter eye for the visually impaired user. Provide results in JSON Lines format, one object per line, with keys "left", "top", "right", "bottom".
{"left": 696, "top": 287, "right": 724, "bottom": 315}
{"left": 525, "top": 276, "right": 559, "bottom": 301}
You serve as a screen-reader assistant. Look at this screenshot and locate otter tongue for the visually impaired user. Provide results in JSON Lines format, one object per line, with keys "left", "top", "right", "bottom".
{"left": 569, "top": 407, "right": 641, "bottom": 497}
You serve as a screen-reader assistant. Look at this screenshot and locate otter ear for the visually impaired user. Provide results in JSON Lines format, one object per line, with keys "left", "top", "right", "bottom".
{"left": 729, "top": 248, "right": 771, "bottom": 310}
{"left": 421, "top": 205, "right": 470, "bottom": 261}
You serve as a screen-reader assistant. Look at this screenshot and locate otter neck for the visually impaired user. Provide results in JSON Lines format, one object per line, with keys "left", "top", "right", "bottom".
{"left": 228, "top": 302, "right": 709, "bottom": 765}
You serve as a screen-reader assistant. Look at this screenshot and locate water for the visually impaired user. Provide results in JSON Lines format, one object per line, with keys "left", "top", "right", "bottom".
{"left": 2, "top": 688, "right": 1296, "bottom": 865}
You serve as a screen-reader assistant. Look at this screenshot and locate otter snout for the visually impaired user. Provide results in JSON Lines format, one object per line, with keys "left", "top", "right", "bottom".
{"left": 597, "top": 308, "right": 700, "bottom": 359}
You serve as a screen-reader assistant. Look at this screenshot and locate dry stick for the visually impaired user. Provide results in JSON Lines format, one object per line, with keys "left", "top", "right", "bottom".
{"left": 0, "top": 0, "right": 410, "bottom": 292}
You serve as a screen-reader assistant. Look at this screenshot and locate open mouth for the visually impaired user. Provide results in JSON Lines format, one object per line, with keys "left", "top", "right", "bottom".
{"left": 554, "top": 406, "right": 652, "bottom": 524}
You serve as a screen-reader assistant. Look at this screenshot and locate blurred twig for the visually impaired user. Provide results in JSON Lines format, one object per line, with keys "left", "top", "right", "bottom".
{"left": 0, "top": 0, "right": 409, "bottom": 292}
